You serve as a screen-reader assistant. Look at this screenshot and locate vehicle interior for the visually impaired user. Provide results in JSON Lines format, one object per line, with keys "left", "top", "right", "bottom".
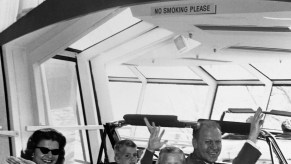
{"left": 102, "top": 110, "right": 291, "bottom": 164}
{"left": 1, "top": 0, "right": 291, "bottom": 164}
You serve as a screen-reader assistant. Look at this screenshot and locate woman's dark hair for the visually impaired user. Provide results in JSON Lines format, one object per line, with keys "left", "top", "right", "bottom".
{"left": 21, "top": 128, "right": 66, "bottom": 164}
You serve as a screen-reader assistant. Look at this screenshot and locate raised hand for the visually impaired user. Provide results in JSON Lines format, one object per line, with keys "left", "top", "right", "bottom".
{"left": 248, "top": 107, "right": 264, "bottom": 143}
{"left": 144, "top": 117, "right": 168, "bottom": 152}
{"left": 144, "top": 117, "right": 156, "bottom": 134}
{"left": 6, "top": 156, "right": 36, "bottom": 164}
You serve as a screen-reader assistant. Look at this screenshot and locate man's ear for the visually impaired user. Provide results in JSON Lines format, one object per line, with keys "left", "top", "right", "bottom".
{"left": 192, "top": 138, "right": 198, "bottom": 149}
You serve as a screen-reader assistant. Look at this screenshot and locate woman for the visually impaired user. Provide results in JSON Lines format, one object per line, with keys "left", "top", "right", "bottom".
{"left": 7, "top": 128, "right": 66, "bottom": 164}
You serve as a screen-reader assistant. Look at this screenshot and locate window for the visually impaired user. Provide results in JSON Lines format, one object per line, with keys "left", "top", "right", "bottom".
{"left": 202, "top": 65, "right": 257, "bottom": 80}
{"left": 141, "top": 84, "right": 209, "bottom": 120}
{"left": 0, "top": 56, "right": 10, "bottom": 163}
{"left": 41, "top": 58, "right": 91, "bottom": 163}
{"left": 253, "top": 63, "right": 291, "bottom": 80}
{"left": 137, "top": 66, "right": 202, "bottom": 80}
{"left": 108, "top": 82, "right": 142, "bottom": 121}
{"left": 264, "top": 86, "right": 291, "bottom": 131}
{"left": 69, "top": 8, "right": 140, "bottom": 51}
{"left": 212, "top": 86, "right": 265, "bottom": 120}
{"left": 268, "top": 86, "right": 291, "bottom": 112}
{"left": 107, "top": 65, "right": 137, "bottom": 78}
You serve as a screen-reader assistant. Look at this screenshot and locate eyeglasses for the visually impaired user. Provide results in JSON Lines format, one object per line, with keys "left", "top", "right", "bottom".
{"left": 36, "top": 147, "right": 60, "bottom": 155}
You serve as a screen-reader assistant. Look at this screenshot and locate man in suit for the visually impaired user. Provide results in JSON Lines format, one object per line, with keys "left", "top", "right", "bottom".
{"left": 186, "top": 108, "right": 263, "bottom": 164}
{"left": 141, "top": 108, "right": 263, "bottom": 164}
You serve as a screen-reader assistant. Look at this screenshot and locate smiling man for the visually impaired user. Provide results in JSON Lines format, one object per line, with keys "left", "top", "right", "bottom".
{"left": 189, "top": 121, "right": 222, "bottom": 163}
{"left": 186, "top": 108, "right": 264, "bottom": 164}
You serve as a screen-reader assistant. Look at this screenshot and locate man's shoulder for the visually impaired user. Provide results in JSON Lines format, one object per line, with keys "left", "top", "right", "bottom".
{"left": 186, "top": 155, "right": 229, "bottom": 164}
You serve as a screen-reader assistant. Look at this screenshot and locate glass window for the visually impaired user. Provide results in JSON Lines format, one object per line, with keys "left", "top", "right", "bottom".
{"left": 263, "top": 114, "right": 291, "bottom": 132}
{"left": 42, "top": 58, "right": 91, "bottom": 163}
{"left": 222, "top": 112, "right": 254, "bottom": 123}
{"left": 268, "top": 86, "right": 291, "bottom": 112}
{"left": 211, "top": 86, "right": 265, "bottom": 120}
{"left": 141, "top": 84, "right": 209, "bottom": 120}
{"left": 253, "top": 62, "right": 291, "bottom": 80}
{"left": 106, "top": 65, "right": 137, "bottom": 78}
{"left": 0, "top": 57, "right": 9, "bottom": 163}
{"left": 109, "top": 83, "right": 209, "bottom": 156}
{"left": 69, "top": 8, "right": 140, "bottom": 51}
{"left": 265, "top": 86, "right": 291, "bottom": 131}
{"left": 137, "top": 66, "right": 202, "bottom": 80}
{"left": 202, "top": 65, "right": 257, "bottom": 80}
{"left": 108, "top": 82, "right": 142, "bottom": 121}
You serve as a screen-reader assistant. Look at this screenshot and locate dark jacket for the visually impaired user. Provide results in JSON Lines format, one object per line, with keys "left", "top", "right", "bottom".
{"left": 186, "top": 142, "right": 261, "bottom": 164}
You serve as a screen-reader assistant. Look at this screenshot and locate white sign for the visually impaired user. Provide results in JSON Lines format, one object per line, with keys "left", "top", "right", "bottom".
{"left": 151, "top": 3, "right": 216, "bottom": 16}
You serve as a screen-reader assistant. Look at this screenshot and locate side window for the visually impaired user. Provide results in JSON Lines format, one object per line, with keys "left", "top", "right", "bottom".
{"left": 41, "top": 58, "right": 91, "bottom": 164}
{"left": 141, "top": 84, "right": 209, "bottom": 120}
{"left": 268, "top": 86, "right": 291, "bottom": 112}
{"left": 212, "top": 86, "right": 265, "bottom": 120}
{"left": 0, "top": 54, "right": 10, "bottom": 163}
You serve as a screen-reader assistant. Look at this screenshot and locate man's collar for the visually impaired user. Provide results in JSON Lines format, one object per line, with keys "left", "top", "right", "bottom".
{"left": 188, "top": 151, "right": 224, "bottom": 164}
{"left": 188, "top": 151, "right": 212, "bottom": 164}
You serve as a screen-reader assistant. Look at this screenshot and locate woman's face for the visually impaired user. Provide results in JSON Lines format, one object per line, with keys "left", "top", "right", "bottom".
{"left": 33, "top": 139, "right": 60, "bottom": 164}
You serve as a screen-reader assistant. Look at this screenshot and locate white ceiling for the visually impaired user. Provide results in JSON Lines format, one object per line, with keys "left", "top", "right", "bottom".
{"left": 68, "top": 0, "right": 291, "bottom": 67}
{"left": 128, "top": 0, "right": 291, "bottom": 65}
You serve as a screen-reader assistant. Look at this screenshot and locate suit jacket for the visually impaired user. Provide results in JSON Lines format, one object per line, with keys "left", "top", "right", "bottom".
{"left": 140, "top": 149, "right": 155, "bottom": 164}
{"left": 186, "top": 142, "right": 261, "bottom": 164}
{"left": 231, "top": 142, "right": 261, "bottom": 164}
